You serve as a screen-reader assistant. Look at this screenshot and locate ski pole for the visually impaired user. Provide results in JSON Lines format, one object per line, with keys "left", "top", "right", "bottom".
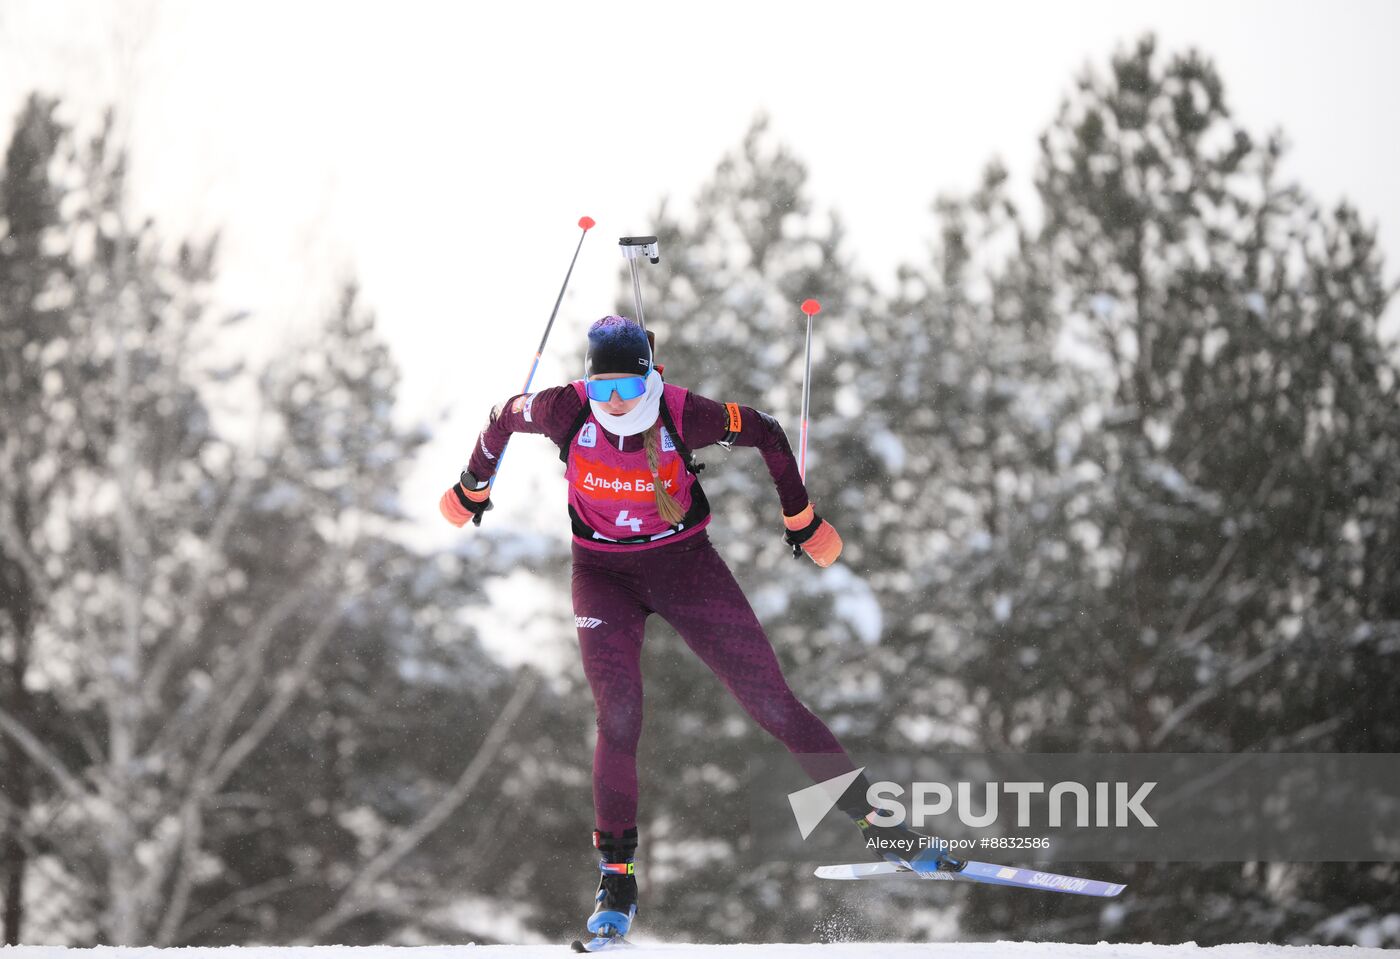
{"left": 619, "top": 235, "right": 661, "bottom": 333}
{"left": 489, "top": 215, "right": 595, "bottom": 488}
{"left": 797, "top": 298, "right": 821, "bottom": 482}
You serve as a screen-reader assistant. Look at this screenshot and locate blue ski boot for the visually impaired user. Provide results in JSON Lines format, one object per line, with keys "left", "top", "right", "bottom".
{"left": 571, "top": 827, "right": 638, "bottom": 953}
{"left": 833, "top": 773, "right": 963, "bottom": 877}
{"left": 851, "top": 812, "right": 965, "bottom": 875}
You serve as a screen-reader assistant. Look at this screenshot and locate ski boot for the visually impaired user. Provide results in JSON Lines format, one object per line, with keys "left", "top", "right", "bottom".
{"left": 832, "top": 769, "right": 964, "bottom": 878}
{"left": 851, "top": 811, "right": 965, "bottom": 877}
{"left": 571, "top": 827, "right": 637, "bottom": 953}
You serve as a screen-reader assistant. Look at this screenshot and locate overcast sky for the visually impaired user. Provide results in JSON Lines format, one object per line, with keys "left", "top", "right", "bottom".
{"left": 3, "top": 0, "right": 1398, "bottom": 555}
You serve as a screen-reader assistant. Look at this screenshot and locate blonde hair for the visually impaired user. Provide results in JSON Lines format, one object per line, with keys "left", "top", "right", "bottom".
{"left": 643, "top": 422, "right": 688, "bottom": 525}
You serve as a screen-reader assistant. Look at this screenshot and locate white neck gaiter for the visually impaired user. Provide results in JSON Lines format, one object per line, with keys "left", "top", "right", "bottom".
{"left": 589, "top": 369, "right": 664, "bottom": 438}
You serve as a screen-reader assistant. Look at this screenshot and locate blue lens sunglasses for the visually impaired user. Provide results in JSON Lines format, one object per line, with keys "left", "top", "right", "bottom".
{"left": 586, "top": 376, "right": 649, "bottom": 402}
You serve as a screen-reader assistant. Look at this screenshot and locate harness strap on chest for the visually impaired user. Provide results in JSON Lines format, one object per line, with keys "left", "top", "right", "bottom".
{"left": 557, "top": 394, "right": 705, "bottom": 477}
{"left": 559, "top": 391, "right": 711, "bottom": 545}
{"left": 656, "top": 400, "right": 704, "bottom": 475}
{"left": 558, "top": 401, "right": 592, "bottom": 463}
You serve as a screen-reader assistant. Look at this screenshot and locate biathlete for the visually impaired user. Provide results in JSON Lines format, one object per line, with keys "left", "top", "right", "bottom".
{"left": 440, "top": 315, "right": 952, "bottom": 946}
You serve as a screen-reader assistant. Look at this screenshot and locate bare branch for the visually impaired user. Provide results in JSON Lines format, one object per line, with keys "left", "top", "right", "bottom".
{"left": 1149, "top": 643, "right": 1283, "bottom": 747}
{"left": 156, "top": 597, "right": 344, "bottom": 945}
{"left": 174, "top": 872, "right": 322, "bottom": 944}
{"left": 190, "top": 557, "right": 333, "bottom": 777}
{"left": 209, "top": 602, "right": 343, "bottom": 794}
{"left": 146, "top": 551, "right": 335, "bottom": 773}
{"left": 151, "top": 799, "right": 203, "bottom": 947}
{"left": 0, "top": 440, "right": 50, "bottom": 607}
{"left": 1165, "top": 459, "right": 1283, "bottom": 649}
{"left": 0, "top": 705, "right": 88, "bottom": 803}
{"left": 142, "top": 398, "right": 273, "bottom": 706}
{"left": 297, "top": 673, "right": 540, "bottom": 944}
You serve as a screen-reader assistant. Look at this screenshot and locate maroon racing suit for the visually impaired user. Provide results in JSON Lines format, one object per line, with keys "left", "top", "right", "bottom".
{"left": 468, "top": 383, "right": 861, "bottom": 832}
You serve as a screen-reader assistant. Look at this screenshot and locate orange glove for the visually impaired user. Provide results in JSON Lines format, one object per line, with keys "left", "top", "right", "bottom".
{"left": 783, "top": 504, "right": 843, "bottom": 567}
{"left": 440, "top": 471, "right": 493, "bottom": 527}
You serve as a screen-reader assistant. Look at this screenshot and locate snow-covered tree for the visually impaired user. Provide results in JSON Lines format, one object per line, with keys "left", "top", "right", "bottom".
{"left": 938, "top": 37, "right": 1400, "bottom": 945}
{"left": 0, "top": 95, "right": 590, "bottom": 946}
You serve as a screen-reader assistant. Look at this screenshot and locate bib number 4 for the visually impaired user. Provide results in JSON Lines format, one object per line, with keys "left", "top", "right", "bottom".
{"left": 614, "top": 510, "right": 643, "bottom": 533}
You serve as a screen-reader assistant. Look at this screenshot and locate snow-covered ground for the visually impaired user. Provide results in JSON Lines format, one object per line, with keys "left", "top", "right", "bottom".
{"left": 1, "top": 944, "right": 1393, "bottom": 958}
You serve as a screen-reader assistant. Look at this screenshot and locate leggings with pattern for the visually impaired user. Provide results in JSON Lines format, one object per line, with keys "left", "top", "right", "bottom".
{"left": 571, "top": 531, "right": 858, "bottom": 833}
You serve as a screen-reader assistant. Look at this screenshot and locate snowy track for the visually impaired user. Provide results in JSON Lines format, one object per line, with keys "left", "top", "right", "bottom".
{"left": 1, "top": 944, "right": 1390, "bottom": 958}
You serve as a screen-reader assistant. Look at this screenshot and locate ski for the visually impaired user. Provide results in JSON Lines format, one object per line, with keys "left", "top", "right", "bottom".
{"left": 814, "top": 857, "right": 1126, "bottom": 897}
{"left": 570, "top": 932, "right": 633, "bottom": 952}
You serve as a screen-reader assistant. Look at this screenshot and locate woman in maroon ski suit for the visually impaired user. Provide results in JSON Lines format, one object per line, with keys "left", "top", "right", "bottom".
{"left": 440, "top": 316, "right": 886, "bottom": 941}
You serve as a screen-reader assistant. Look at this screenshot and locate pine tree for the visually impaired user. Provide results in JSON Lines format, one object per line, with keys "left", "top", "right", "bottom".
{"left": 945, "top": 36, "right": 1400, "bottom": 944}
{"left": 0, "top": 92, "right": 71, "bottom": 947}
{"left": 0, "top": 95, "right": 593, "bottom": 945}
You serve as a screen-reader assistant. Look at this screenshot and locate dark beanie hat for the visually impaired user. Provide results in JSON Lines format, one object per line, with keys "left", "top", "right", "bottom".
{"left": 585, "top": 316, "right": 653, "bottom": 376}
